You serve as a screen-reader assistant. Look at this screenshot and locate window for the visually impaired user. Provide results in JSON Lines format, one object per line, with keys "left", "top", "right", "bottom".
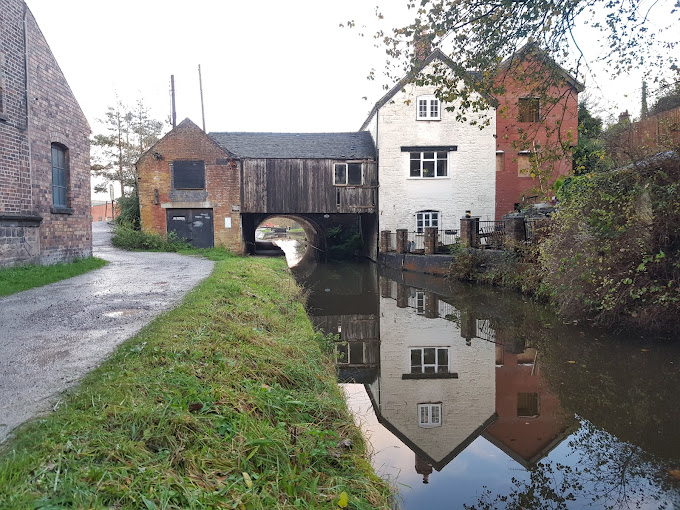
{"left": 410, "top": 152, "right": 447, "bottom": 178}
{"left": 418, "top": 403, "right": 442, "bottom": 428}
{"left": 336, "top": 342, "right": 366, "bottom": 365}
{"left": 334, "top": 163, "right": 363, "bottom": 186}
{"left": 415, "top": 291, "right": 425, "bottom": 315}
{"left": 518, "top": 98, "right": 540, "bottom": 122}
{"left": 416, "top": 210, "right": 439, "bottom": 233}
{"left": 51, "top": 144, "right": 68, "bottom": 208}
{"left": 517, "top": 152, "right": 532, "bottom": 177}
{"left": 417, "top": 95, "right": 441, "bottom": 120}
{"left": 410, "top": 347, "right": 449, "bottom": 374}
{"left": 172, "top": 160, "right": 205, "bottom": 189}
{"left": 517, "top": 393, "right": 540, "bottom": 417}
{"left": 496, "top": 151, "right": 504, "bottom": 172}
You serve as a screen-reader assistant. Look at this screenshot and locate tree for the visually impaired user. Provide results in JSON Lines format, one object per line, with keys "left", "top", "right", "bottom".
{"left": 370, "top": 0, "right": 677, "bottom": 105}
{"left": 572, "top": 100, "right": 605, "bottom": 174}
{"left": 91, "top": 97, "right": 165, "bottom": 198}
{"left": 649, "top": 74, "right": 680, "bottom": 116}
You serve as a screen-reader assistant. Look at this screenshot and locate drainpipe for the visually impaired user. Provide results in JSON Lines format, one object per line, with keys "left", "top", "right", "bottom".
{"left": 23, "top": 4, "right": 34, "bottom": 214}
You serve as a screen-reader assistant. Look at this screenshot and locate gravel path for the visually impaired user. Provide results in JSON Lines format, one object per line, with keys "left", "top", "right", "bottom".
{"left": 0, "top": 223, "right": 214, "bottom": 443}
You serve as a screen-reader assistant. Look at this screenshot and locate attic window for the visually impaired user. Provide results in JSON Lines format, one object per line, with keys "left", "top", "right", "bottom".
{"left": 172, "top": 160, "right": 205, "bottom": 189}
{"left": 417, "top": 95, "right": 440, "bottom": 120}
{"left": 518, "top": 98, "right": 540, "bottom": 122}
{"left": 334, "top": 162, "right": 363, "bottom": 186}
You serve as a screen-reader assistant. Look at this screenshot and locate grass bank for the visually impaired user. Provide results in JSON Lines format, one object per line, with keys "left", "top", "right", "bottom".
{"left": 0, "top": 253, "right": 390, "bottom": 509}
{"left": 0, "top": 257, "right": 108, "bottom": 297}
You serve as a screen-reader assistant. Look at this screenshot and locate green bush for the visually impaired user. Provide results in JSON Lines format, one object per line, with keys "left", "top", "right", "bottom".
{"left": 326, "top": 225, "right": 363, "bottom": 260}
{"left": 112, "top": 223, "right": 189, "bottom": 252}
{"left": 540, "top": 151, "right": 680, "bottom": 331}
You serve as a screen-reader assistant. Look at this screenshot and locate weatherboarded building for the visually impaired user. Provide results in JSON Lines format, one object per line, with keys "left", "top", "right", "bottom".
{"left": 138, "top": 120, "right": 378, "bottom": 258}
{"left": 0, "top": 0, "right": 91, "bottom": 267}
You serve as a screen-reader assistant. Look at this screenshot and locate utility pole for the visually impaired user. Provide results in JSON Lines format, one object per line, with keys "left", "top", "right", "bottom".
{"left": 170, "top": 75, "right": 177, "bottom": 128}
{"left": 198, "top": 64, "right": 206, "bottom": 132}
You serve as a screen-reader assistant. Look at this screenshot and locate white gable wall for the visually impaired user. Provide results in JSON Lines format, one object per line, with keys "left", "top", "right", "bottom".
{"left": 371, "top": 71, "right": 496, "bottom": 234}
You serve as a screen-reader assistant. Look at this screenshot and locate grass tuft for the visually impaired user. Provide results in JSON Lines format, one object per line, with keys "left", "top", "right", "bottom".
{"left": 0, "top": 254, "right": 390, "bottom": 509}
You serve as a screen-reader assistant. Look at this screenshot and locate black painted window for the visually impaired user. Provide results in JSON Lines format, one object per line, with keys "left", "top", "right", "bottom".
{"left": 518, "top": 98, "right": 540, "bottom": 122}
{"left": 51, "top": 144, "right": 68, "bottom": 207}
{"left": 173, "top": 160, "right": 206, "bottom": 189}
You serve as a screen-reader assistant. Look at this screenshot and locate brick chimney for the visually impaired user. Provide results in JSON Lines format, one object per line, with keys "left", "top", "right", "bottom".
{"left": 618, "top": 110, "right": 630, "bottom": 124}
{"left": 414, "top": 28, "right": 432, "bottom": 63}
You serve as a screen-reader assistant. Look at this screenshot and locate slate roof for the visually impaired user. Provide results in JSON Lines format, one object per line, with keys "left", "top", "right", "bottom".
{"left": 208, "top": 131, "right": 376, "bottom": 160}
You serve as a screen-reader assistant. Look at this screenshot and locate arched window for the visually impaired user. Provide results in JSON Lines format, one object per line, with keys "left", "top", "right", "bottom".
{"left": 51, "top": 143, "right": 69, "bottom": 208}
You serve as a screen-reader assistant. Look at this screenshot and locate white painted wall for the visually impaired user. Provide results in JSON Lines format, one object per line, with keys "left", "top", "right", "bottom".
{"left": 369, "top": 62, "right": 497, "bottom": 234}
{"left": 372, "top": 281, "right": 496, "bottom": 465}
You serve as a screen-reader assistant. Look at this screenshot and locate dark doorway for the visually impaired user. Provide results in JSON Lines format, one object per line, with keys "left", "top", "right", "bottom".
{"left": 166, "top": 208, "right": 214, "bottom": 248}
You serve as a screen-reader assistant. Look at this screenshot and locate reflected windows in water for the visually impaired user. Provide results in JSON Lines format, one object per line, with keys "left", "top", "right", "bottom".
{"left": 418, "top": 403, "right": 442, "bottom": 428}
{"left": 517, "top": 392, "right": 540, "bottom": 417}
{"left": 410, "top": 347, "right": 449, "bottom": 374}
{"left": 416, "top": 291, "right": 425, "bottom": 314}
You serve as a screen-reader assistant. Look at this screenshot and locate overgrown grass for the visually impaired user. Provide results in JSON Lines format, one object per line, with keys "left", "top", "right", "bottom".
{"left": 112, "top": 223, "right": 190, "bottom": 252}
{"left": 0, "top": 254, "right": 390, "bottom": 509}
{"left": 0, "top": 257, "right": 108, "bottom": 297}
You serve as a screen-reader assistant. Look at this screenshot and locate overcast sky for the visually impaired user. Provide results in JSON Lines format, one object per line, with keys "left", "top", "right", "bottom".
{"left": 25, "top": 1, "right": 677, "bottom": 200}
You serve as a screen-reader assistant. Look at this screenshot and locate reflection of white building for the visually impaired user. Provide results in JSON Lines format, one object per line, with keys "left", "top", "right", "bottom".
{"left": 367, "top": 280, "right": 497, "bottom": 470}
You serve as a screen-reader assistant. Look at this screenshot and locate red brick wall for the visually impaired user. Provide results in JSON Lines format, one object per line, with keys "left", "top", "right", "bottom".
{"left": 138, "top": 119, "right": 243, "bottom": 253}
{"left": 0, "top": 0, "right": 92, "bottom": 267}
{"left": 494, "top": 59, "right": 579, "bottom": 219}
{"left": 91, "top": 202, "right": 118, "bottom": 222}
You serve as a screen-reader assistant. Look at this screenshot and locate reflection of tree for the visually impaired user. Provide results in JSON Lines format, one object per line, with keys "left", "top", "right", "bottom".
{"left": 466, "top": 419, "right": 679, "bottom": 510}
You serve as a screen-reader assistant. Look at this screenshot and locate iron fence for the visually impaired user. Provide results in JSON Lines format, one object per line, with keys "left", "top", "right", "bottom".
{"left": 435, "top": 229, "right": 459, "bottom": 253}
{"left": 383, "top": 231, "right": 397, "bottom": 252}
{"left": 478, "top": 220, "right": 505, "bottom": 248}
{"left": 406, "top": 232, "right": 425, "bottom": 253}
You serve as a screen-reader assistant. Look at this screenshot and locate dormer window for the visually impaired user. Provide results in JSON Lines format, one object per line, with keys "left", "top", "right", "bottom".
{"left": 417, "top": 95, "right": 440, "bottom": 120}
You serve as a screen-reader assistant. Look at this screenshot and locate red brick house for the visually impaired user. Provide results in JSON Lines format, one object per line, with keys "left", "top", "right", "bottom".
{"left": 494, "top": 44, "right": 584, "bottom": 219}
{"left": 0, "top": 0, "right": 91, "bottom": 267}
{"left": 137, "top": 119, "right": 242, "bottom": 251}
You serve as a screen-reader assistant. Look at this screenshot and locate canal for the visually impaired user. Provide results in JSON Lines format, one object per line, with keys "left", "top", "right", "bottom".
{"left": 291, "top": 258, "right": 680, "bottom": 510}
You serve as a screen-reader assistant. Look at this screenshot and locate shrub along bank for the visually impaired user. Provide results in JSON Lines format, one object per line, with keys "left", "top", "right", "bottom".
{"left": 449, "top": 152, "right": 680, "bottom": 334}
{"left": 0, "top": 253, "right": 390, "bottom": 509}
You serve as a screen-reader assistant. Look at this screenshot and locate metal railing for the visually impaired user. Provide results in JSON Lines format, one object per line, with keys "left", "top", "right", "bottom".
{"left": 478, "top": 220, "right": 505, "bottom": 248}
{"left": 435, "top": 229, "right": 459, "bottom": 253}
{"left": 383, "top": 232, "right": 397, "bottom": 252}
{"left": 405, "top": 232, "right": 425, "bottom": 253}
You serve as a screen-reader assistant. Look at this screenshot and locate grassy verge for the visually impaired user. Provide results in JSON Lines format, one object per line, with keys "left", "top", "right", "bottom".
{"left": 0, "top": 253, "right": 390, "bottom": 509}
{"left": 0, "top": 257, "right": 108, "bottom": 297}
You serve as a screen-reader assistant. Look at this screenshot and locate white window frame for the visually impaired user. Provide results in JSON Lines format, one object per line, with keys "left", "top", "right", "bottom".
{"left": 416, "top": 95, "right": 441, "bottom": 120}
{"left": 418, "top": 403, "right": 442, "bottom": 428}
{"left": 416, "top": 210, "right": 439, "bottom": 234}
{"left": 409, "top": 151, "right": 448, "bottom": 178}
{"left": 409, "top": 346, "right": 450, "bottom": 374}
{"left": 333, "top": 162, "right": 363, "bottom": 186}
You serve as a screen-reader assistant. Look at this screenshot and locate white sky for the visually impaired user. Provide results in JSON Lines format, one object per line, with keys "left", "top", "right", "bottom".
{"left": 25, "top": 1, "right": 678, "bottom": 201}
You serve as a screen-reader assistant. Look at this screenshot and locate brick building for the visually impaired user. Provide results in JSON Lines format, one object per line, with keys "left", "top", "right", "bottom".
{"left": 494, "top": 44, "right": 583, "bottom": 219}
{"left": 0, "top": 0, "right": 91, "bottom": 267}
{"left": 137, "top": 119, "right": 242, "bottom": 252}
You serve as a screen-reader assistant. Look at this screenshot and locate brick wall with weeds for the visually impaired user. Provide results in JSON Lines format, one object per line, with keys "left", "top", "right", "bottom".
{"left": 0, "top": 255, "right": 391, "bottom": 509}
{"left": 539, "top": 151, "right": 680, "bottom": 332}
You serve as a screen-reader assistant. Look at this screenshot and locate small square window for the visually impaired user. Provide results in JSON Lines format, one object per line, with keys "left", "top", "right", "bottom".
{"left": 416, "top": 95, "right": 441, "bottom": 120}
{"left": 517, "top": 392, "right": 540, "bottom": 417}
{"left": 173, "top": 160, "right": 205, "bottom": 189}
{"left": 418, "top": 403, "right": 442, "bottom": 427}
{"left": 334, "top": 162, "right": 363, "bottom": 186}
{"left": 518, "top": 98, "right": 540, "bottom": 122}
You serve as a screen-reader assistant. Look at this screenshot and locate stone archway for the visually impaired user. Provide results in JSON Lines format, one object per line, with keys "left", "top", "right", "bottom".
{"left": 242, "top": 213, "right": 327, "bottom": 262}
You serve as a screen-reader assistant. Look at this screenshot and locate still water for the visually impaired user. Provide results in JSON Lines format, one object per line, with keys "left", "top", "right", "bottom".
{"left": 293, "top": 260, "right": 680, "bottom": 510}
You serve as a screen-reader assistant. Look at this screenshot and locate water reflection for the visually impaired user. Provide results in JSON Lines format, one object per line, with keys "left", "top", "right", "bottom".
{"left": 298, "top": 262, "right": 680, "bottom": 509}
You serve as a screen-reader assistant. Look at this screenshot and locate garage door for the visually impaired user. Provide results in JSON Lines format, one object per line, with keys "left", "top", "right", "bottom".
{"left": 166, "top": 209, "right": 214, "bottom": 248}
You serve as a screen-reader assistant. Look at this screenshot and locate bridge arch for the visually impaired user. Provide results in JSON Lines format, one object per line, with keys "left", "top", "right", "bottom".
{"left": 243, "top": 213, "right": 327, "bottom": 262}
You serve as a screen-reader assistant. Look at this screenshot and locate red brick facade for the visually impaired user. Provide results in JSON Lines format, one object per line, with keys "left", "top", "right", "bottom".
{"left": 138, "top": 119, "right": 243, "bottom": 252}
{"left": 0, "top": 0, "right": 91, "bottom": 267}
{"left": 494, "top": 51, "right": 581, "bottom": 219}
